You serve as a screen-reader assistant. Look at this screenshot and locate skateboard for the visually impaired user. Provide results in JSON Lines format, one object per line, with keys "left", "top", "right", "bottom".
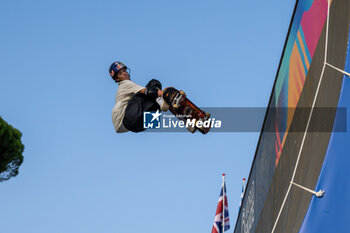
{"left": 162, "top": 87, "right": 211, "bottom": 134}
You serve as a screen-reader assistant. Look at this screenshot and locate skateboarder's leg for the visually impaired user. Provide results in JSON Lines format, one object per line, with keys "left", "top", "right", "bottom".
{"left": 123, "top": 93, "right": 160, "bottom": 132}
{"left": 155, "top": 97, "right": 169, "bottom": 112}
{"left": 145, "top": 79, "right": 169, "bottom": 111}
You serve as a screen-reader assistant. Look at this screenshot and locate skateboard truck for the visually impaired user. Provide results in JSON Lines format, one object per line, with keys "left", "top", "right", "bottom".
{"left": 172, "top": 90, "right": 186, "bottom": 109}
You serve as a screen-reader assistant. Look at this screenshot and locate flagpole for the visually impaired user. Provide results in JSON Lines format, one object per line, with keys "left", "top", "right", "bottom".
{"left": 222, "top": 173, "right": 225, "bottom": 233}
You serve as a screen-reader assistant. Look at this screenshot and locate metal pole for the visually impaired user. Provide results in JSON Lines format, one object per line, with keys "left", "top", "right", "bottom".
{"left": 290, "top": 181, "right": 325, "bottom": 197}
{"left": 222, "top": 174, "right": 225, "bottom": 233}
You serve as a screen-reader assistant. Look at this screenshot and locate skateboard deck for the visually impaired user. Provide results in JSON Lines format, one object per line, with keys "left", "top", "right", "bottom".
{"left": 162, "top": 87, "right": 211, "bottom": 134}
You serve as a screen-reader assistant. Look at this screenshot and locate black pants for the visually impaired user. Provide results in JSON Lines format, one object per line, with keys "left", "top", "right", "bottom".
{"left": 122, "top": 79, "right": 161, "bottom": 132}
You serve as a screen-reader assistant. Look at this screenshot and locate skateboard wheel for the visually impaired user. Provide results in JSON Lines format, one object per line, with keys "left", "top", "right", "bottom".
{"left": 179, "top": 90, "right": 185, "bottom": 96}
{"left": 173, "top": 104, "right": 179, "bottom": 109}
{"left": 205, "top": 112, "right": 211, "bottom": 118}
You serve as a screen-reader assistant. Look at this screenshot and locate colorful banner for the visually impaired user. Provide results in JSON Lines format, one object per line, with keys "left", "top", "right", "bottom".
{"left": 273, "top": 0, "right": 329, "bottom": 165}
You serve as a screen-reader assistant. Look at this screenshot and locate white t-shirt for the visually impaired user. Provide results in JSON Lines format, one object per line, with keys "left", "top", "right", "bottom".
{"left": 112, "top": 80, "right": 144, "bottom": 133}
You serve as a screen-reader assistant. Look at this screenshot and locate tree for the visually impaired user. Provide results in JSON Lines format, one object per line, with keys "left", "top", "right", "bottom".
{"left": 0, "top": 116, "right": 24, "bottom": 182}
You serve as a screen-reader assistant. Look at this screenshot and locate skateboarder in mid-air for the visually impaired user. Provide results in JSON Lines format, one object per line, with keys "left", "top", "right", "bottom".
{"left": 110, "top": 61, "right": 211, "bottom": 134}
{"left": 109, "top": 61, "right": 169, "bottom": 133}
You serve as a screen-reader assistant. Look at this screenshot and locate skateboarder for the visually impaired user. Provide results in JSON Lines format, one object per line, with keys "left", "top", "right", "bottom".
{"left": 109, "top": 61, "right": 169, "bottom": 133}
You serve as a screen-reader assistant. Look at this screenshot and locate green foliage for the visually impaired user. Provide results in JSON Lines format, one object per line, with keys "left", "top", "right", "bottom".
{"left": 0, "top": 116, "right": 24, "bottom": 182}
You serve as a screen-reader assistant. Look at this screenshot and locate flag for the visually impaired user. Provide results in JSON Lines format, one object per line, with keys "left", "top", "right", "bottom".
{"left": 238, "top": 178, "right": 246, "bottom": 213}
{"left": 211, "top": 174, "right": 230, "bottom": 233}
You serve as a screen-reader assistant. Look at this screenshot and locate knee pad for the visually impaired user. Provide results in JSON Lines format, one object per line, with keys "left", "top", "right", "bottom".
{"left": 145, "top": 86, "right": 159, "bottom": 99}
{"left": 146, "top": 79, "right": 162, "bottom": 90}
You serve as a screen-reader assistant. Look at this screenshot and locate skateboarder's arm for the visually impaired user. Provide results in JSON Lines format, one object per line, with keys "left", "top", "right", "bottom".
{"left": 138, "top": 88, "right": 146, "bottom": 94}
{"left": 138, "top": 88, "right": 163, "bottom": 97}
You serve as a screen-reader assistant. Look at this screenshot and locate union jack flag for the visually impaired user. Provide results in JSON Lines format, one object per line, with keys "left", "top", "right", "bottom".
{"left": 211, "top": 175, "right": 230, "bottom": 233}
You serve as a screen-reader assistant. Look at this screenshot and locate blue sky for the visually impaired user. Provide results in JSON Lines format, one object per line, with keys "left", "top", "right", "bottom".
{"left": 0, "top": 0, "right": 295, "bottom": 232}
